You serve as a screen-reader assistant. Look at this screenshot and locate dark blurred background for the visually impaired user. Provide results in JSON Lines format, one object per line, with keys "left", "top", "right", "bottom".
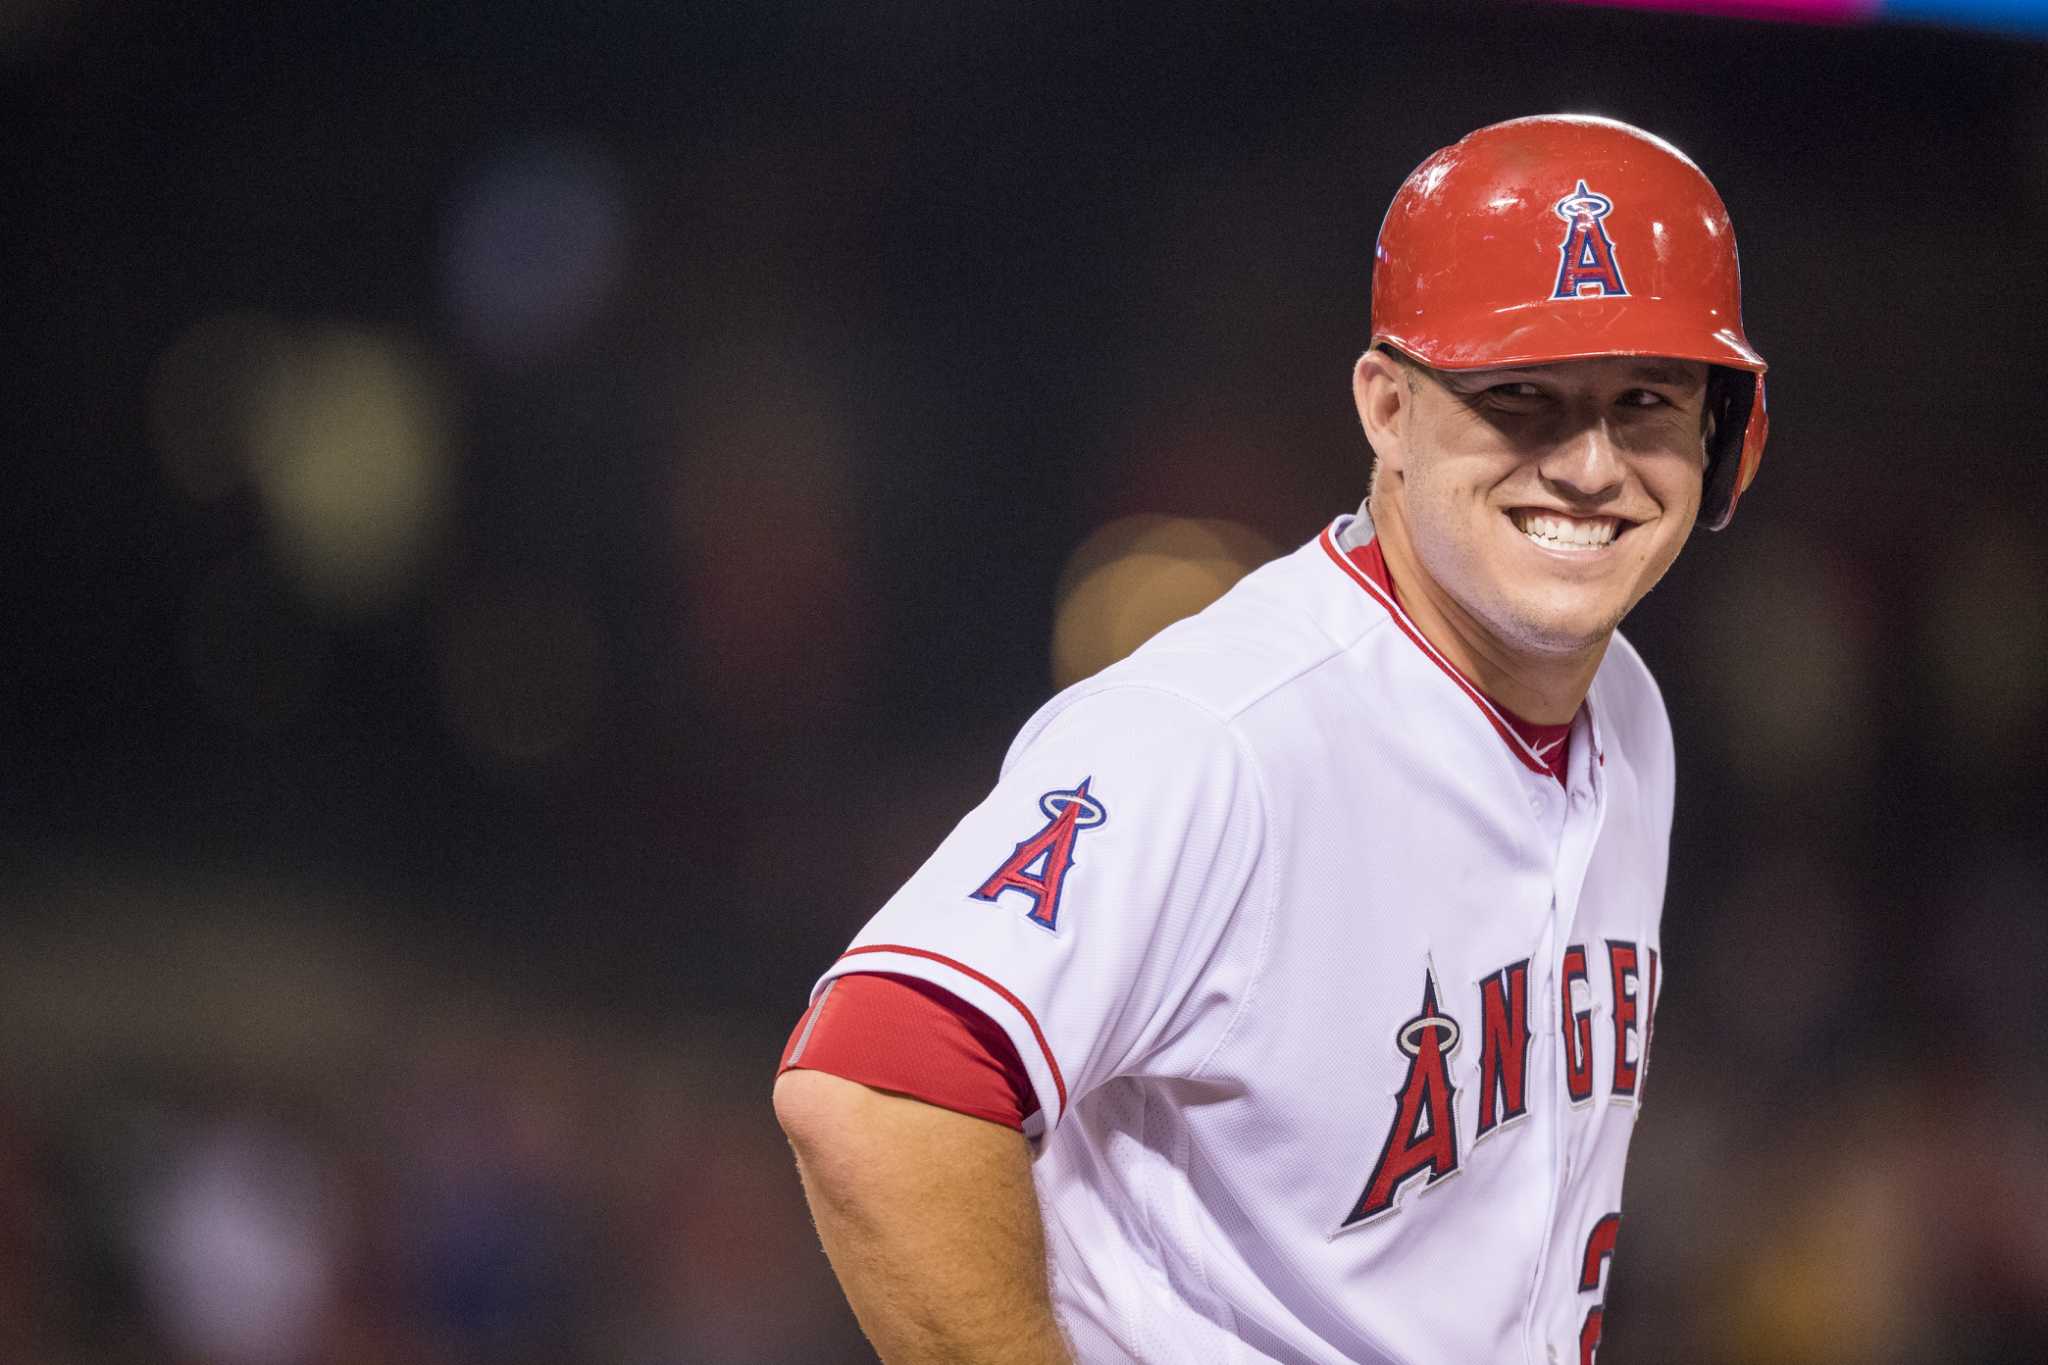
{"left": 6, "top": 1, "right": 2048, "bottom": 1361}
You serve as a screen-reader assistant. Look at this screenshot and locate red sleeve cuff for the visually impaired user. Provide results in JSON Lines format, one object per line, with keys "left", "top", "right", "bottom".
{"left": 779, "top": 972, "right": 1039, "bottom": 1131}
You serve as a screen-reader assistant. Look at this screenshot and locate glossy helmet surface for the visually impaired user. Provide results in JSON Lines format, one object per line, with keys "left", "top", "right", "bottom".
{"left": 1370, "top": 115, "right": 1768, "bottom": 530}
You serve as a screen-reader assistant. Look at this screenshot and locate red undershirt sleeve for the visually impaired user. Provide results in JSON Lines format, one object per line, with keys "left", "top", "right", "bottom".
{"left": 778, "top": 972, "right": 1039, "bottom": 1131}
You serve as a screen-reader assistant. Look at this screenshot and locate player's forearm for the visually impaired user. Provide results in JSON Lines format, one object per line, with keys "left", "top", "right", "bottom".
{"left": 774, "top": 1069, "right": 1074, "bottom": 1365}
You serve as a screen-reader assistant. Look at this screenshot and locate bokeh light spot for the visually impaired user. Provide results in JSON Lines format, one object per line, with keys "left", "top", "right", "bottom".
{"left": 442, "top": 137, "right": 628, "bottom": 370}
{"left": 665, "top": 342, "right": 870, "bottom": 736}
{"left": 136, "top": 1120, "right": 337, "bottom": 1365}
{"left": 1052, "top": 516, "right": 1276, "bottom": 686}
{"left": 245, "top": 324, "right": 454, "bottom": 616}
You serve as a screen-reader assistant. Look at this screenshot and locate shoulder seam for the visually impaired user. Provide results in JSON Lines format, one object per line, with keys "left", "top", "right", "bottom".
{"left": 1104, "top": 612, "right": 1386, "bottom": 727}
{"left": 1189, "top": 710, "right": 1278, "bottom": 1082}
{"left": 1022, "top": 542, "right": 1391, "bottom": 745}
{"left": 1030, "top": 678, "right": 1249, "bottom": 733}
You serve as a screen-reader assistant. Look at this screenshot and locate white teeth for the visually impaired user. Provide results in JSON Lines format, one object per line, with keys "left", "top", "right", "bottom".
{"left": 1513, "top": 511, "right": 1620, "bottom": 549}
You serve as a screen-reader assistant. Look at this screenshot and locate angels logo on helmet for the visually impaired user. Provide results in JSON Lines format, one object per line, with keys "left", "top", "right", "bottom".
{"left": 1551, "top": 179, "right": 1628, "bottom": 300}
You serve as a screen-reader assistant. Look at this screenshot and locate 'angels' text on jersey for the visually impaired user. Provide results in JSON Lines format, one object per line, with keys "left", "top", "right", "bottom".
{"left": 1345, "top": 943, "right": 1659, "bottom": 1230}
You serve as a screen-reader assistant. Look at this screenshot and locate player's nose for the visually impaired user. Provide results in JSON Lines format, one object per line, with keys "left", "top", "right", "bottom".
{"left": 1538, "top": 420, "right": 1626, "bottom": 503}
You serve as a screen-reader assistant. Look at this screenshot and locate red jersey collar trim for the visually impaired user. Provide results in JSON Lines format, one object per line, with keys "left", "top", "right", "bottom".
{"left": 1318, "top": 521, "right": 1557, "bottom": 778}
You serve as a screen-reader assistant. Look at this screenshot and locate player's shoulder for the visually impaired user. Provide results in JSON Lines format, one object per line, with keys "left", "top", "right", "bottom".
{"left": 1003, "top": 525, "right": 1398, "bottom": 779}
{"left": 1000, "top": 544, "right": 1335, "bottom": 762}
{"left": 1104, "top": 535, "right": 1370, "bottom": 714}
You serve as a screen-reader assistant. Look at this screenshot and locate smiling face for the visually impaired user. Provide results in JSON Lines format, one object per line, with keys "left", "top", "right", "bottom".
{"left": 1354, "top": 349, "right": 1710, "bottom": 700}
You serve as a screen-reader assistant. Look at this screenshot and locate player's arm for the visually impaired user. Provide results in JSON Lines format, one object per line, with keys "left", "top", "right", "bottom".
{"left": 773, "top": 1068, "right": 1075, "bottom": 1365}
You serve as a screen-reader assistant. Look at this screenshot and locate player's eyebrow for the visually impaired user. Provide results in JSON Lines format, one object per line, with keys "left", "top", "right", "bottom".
{"left": 1620, "top": 361, "right": 1704, "bottom": 387}
{"left": 1452, "top": 360, "right": 1705, "bottom": 390}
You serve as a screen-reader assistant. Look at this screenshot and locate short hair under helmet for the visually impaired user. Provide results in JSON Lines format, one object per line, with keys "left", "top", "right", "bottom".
{"left": 1370, "top": 114, "right": 1768, "bottom": 531}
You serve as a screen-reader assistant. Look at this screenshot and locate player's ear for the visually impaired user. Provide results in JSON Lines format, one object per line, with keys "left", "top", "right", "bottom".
{"left": 1353, "top": 348, "right": 1410, "bottom": 471}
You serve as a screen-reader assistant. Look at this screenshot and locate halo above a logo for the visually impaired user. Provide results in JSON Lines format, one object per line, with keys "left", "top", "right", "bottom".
{"left": 1039, "top": 785, "right": 1109, "bottom": 828}
{"left": 1554, "top": 180, "right": 1614, "bottom": 224}
{"left": 1398, "top": 1011, "right": 1460, "bottom": 1058}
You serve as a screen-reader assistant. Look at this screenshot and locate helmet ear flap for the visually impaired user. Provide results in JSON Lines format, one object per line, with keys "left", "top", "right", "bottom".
{"left": 1699, "top": 367, "right": 1762, "bottom": 532}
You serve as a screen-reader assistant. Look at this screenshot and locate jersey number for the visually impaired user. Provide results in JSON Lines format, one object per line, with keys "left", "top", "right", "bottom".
{"left": 1577, "top": 1211, "right": 1621, "bottom": 1364}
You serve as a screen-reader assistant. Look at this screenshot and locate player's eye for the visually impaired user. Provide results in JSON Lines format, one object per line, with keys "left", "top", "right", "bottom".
{"left": 1481, "top": 382, "right": 1549, "bottom": 411}
{"left": 1618, "top": 388, "right": 1669, "bottom": 408}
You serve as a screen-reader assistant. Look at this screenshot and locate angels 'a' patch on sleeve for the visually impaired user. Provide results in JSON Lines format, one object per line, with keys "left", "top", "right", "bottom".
{"left": 967, "top": 778, "right": 1108, "bottom": 933}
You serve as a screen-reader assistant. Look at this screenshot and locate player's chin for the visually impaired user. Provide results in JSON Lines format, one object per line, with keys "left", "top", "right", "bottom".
{"left": 1496, "top": 585, "right": 1633, "bottom": 655}
{"left": 1524, "top": 614, "right": 1620, "bottom": 656}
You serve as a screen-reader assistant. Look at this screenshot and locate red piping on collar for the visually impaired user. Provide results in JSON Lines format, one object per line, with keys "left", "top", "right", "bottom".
{"left": 1318, "top": 523, "right": 1554, "bottom": 778}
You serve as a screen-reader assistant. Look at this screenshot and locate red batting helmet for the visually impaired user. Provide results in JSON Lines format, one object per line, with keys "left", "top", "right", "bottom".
{"left": 1370, "top": 114, "right": 1768, "bottom": 531}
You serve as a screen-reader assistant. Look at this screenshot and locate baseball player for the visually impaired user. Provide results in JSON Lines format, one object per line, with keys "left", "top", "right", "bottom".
{"left": 773, "top": 114, "right": 1769, "bottom": 1364}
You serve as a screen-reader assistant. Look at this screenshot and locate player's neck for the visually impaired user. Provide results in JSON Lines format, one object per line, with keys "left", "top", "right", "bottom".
{"left": 1367, "top": 507, "right": 1604, "bottom": 727}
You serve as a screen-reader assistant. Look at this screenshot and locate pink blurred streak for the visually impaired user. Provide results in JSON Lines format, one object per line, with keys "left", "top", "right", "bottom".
{"left": 1547, "top": 0, "right": 1878, "bottom": 22}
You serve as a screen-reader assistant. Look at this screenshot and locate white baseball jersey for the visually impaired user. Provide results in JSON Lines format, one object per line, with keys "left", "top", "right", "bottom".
{"left": 805, "top": 511, "right": 1670, "bottom": 1364}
